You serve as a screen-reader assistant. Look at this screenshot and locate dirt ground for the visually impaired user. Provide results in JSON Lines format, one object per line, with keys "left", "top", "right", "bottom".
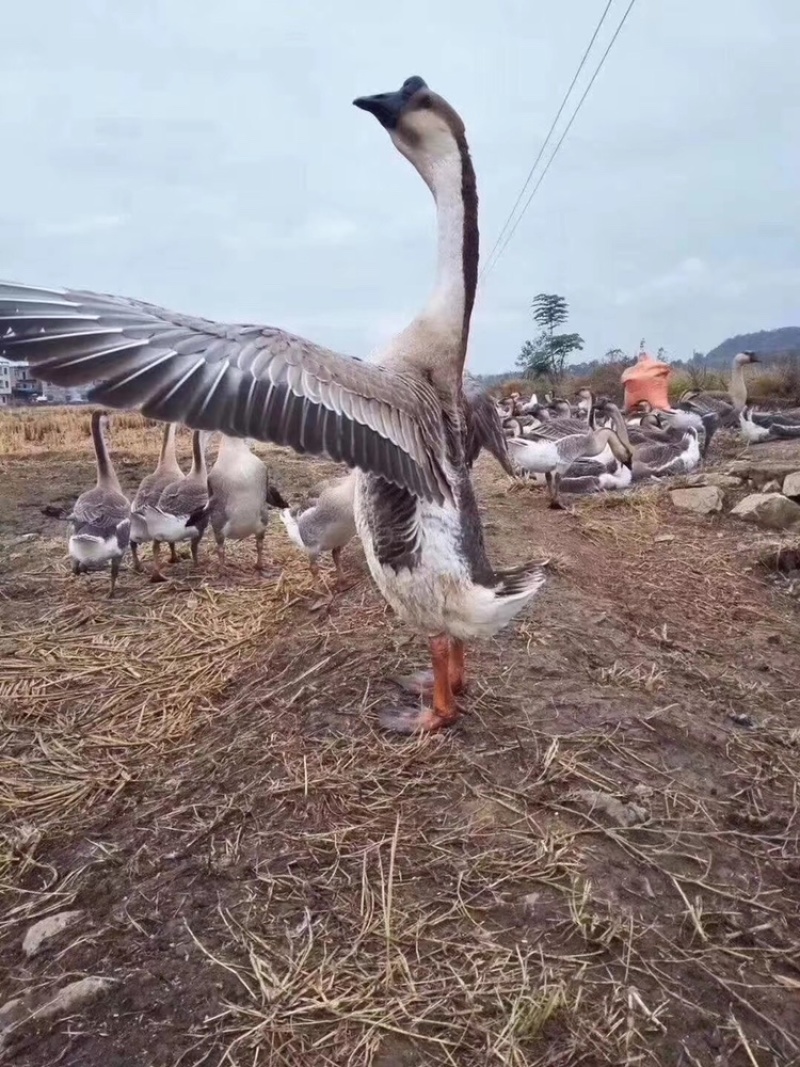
{"left": 1, "top": 415, "right": 800, "bottom": 1067}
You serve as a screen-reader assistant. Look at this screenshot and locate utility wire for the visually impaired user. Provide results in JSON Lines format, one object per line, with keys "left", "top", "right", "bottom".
{"left": 480, "top": 0, "right": 616, "bottom": 280}
{"left": 481, "top": 0, "right": 640, "bottom": 280}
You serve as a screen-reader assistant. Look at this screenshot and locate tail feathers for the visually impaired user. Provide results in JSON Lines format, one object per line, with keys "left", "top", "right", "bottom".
{"left": 266, "top": 484, "right": 289, "bottom": 510}
{"left": 280, "top": 508, "right": 307, "bottom": 551}
{"left": 493, "top": 560, "right": 548, "bottom": 600}
{"left": 186, "top": 504, "right": 209, "bottom": 529}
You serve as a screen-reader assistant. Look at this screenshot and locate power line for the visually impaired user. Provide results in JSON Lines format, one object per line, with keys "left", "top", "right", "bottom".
{"left": 481, "top": 0, "right": 640, "bottom": 280}
{"left": 480, "top": 0, "right": 616, "bottom": 280}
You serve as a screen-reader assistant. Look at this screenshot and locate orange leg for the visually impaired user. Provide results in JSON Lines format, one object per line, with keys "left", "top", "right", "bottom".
{"left": 449, "top": 638, "right": 466, "bottom": 695}
{"left": 379, "top": 634, "right": 459, "bottom": 734}
{"left": 395, "top": 636, "right": 467, "bottom": 696}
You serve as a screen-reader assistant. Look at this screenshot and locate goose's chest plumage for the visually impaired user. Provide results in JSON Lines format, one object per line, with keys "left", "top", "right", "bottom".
{"left": 354, "top": 470, "right": 495, "bottom": 640}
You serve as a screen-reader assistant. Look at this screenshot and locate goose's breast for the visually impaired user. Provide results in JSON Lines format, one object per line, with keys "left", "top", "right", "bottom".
{"left": 354, "top": 473, "right": 492, "bottom": 637}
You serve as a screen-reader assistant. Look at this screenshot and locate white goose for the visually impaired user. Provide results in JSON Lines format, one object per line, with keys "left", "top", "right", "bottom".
{"left": 207, "top": 434, "right": 288, "bottom": 571}
{"left": 139, "top": 431, "right": 210, "bottom": 581}
{"left": 130, "top": 422, "right": 184, "bottom": 574}
{"left": 0, "top": 76, "right": 546, "bottom": 735}
{"left": 67, "top": 410, "right": 130, "bottom": 597}
{"left": 281, "top": 472, "right": 357, "bottom": 590}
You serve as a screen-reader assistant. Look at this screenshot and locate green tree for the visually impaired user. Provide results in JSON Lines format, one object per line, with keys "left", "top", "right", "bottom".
{"left": 517, "top": 293, "right": 584, "bottom": 384}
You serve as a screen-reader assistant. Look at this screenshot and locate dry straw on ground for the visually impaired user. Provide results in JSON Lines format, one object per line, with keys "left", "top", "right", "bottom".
{"left": 1, "top": 408, "right": 800, "bottom": 1067}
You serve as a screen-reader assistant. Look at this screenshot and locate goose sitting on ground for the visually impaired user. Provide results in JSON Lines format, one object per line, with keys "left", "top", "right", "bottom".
{"left": 738, "top": 405, "right": 800, "bottom": 443}
{"left": 508, "top": 421, "right": 633, "bottom": 508}
{"left": 208, "top": 434, "right": 289, "bottom": 571}
{"left": 138, "top": 431, "right": 210, "bottom": 582}
{"left": 130, "top": 422, "right": 184, "bottom": 574}
{"left": 633, "top": 427, "right": 701, "bottom": 478}
{"left": 559, "top": 463, "right": 633, "bottom": 495}
{"left": 67, "top": 410, "right": 130, "bottom": 597}
{"left": 595, "top": 398, "right": 713, "bottom": 462}
{"left": 281, "top": 471, "right": 357, "bottom": 590}
{"left": 0, "top": 76, "right": 547, "bottom": 735}
{"left": 679, "top": 351, "right": 759, "bottom": 424}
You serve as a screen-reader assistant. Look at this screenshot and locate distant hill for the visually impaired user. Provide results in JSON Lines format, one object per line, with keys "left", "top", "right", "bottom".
{"left": 705, "top": 328, "right": 800, "bottom": 365}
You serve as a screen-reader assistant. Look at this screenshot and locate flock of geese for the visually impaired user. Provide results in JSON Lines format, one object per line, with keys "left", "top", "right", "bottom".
{"left": 495, "top": 350, "right": 800, "bottom": 507}
{"left": 2, "top": 77, "right": 800, "bottom": 734}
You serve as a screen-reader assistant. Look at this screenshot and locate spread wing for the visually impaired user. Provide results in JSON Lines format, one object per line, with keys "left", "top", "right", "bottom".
{"left": 0, "top": 281, "right": 449, "bottom": 504}
{"left": 462, "top": 381, "right": 514, "bottom": 475}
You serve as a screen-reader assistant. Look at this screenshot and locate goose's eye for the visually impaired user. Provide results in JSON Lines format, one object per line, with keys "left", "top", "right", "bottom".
{"left": 417, "top": 96, "right": 433, "bottom": 110}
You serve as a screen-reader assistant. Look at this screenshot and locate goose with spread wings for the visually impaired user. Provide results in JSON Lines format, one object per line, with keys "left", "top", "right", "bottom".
{"left": 0, "top": 76, "right": 545, "bottom": 735}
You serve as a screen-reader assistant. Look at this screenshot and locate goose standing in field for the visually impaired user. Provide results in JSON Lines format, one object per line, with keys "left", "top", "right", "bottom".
{"left": 679, "top": 351, "right": 759, "bottom": 423}
{"left": 281, "top": 471, "right": 357, "bottom": 590}
{"left": 129, "top": 422, "right": 184, "bottom": 574}
{"left": 139, "top": 430, "right": 210, "bottom": 581}
{"left": 207, "top": 434, "right": 289, "bottom": 571}
{"left": 574, "top": 388, "right": 593, "bottom": 419}
{"left": 0, "top": 76, "right": 547, "bottom": 735}
{"left": 67, "top": 410, "right": 130, "bottom": 597}
{"left": 281, "top": 364, "right": 514, "bottom": 593}
{"left": 508, "top": 421, "right": 633, "bottom": 508}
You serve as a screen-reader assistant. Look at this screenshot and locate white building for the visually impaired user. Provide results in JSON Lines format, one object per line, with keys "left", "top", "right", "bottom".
{"left": 0, "top": 358, "right": 44, "bottom": 405}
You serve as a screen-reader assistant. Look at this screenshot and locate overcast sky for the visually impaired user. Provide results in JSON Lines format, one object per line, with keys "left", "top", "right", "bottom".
{"left": 3, "top": 0, "right": 798, "bottom": 374}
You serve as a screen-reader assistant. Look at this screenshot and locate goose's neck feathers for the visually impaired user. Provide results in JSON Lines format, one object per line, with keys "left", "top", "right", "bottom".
{"left": 382, "top": 134, "right": 478, "bottom": 390}
{"left": 188, "top": 431, "right": 209, "bottom": 481}
{"left": 92, "top": 412, "right": 122, "bottom": 493}
{"left": 156, "top": 422, "right": 182, "bottom": 475}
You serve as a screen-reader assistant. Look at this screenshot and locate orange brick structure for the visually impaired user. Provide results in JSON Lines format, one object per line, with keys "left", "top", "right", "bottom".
{"left": 621, "top": 352, "right": 672, "bottom": 412}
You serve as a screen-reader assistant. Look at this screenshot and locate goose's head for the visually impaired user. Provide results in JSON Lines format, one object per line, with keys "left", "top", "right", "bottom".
{"left": 354, "top": 76, "right": 465, "bottom": 175}
{"left": 735, "top": 351, "right": 759, "bottom": 366}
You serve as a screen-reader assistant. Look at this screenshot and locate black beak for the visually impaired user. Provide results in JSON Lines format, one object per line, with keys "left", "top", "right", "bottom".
{"left": 353, "top": 75, "right": 427, "bottom": 130}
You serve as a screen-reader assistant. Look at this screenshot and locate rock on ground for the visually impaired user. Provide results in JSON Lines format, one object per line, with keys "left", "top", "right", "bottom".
{"left": 22, "top": 910, "right": 83, "bottom": 958}
{"left": 675, "top": 473, "right": 742, "bottom": 490}
{"left": 670, "top": 486, "right": 725, "bottom": 515}
{"left": 0, "top": 977, "right": 114, "bottom": 1051}
{"left": 727, "top": 459, "right": 800, "bottom": 490}
{"left": 731, "top": 493, "right": 800, "bottom": 531}
{"left": 782, "top": 471, "right": 800, "bottom": 499}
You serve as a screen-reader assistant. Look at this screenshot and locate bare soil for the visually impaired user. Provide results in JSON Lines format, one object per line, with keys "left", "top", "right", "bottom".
{"left": 1, "top": 425, "right": 800, "bottom": 1067}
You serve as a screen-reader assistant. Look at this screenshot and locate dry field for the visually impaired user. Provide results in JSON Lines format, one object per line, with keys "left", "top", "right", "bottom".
{"left": 1, "top": 407, "right": 800, "bottom": 1067}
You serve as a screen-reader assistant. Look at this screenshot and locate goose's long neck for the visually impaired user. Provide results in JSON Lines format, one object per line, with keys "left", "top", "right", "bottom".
{"left": 92, "top": 414, "right": 122, "bottom": 492}
{"left": 729, "top": 358, "right": 749, "bottom": 410}
{"left": 189, "top": 431, "right": 208, "bottom": 481}
{"left": 605, "top": 405, "right": 632, "bottom": 449}
{"left": 157, "top": 422, "right": 181, "bottom": 473}
{"left": 407, "top": 138, "right": 478, "bottom": 384}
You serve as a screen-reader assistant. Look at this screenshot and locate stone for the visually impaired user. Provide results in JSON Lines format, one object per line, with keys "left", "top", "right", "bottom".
{"left": 763, "top": 480, "right": 781, "bottom": 494}
{"left": 670, "top": 486, "right": 724, "bottom": 515}
{"left": 22, "top": 910, "right": 83, "bottom": 958}
{"left": 727, "top": 459, "right": 800, "bottom": 490}
{"left": 731, "top": 493, "right": 800, "bottom": 531}
{"left": 11, "top": 533, "right": 38, "bottom": 545}
{"left": 572, "top": 789, "right": 649, "bottom": 827}
{"left": 674, "top": 472, "right": 741, "bottom": 490}
{"left": 702, "top": 473, "right": 743, "bottom": 489}
{"left": 782, "top": 471, "right": 800, "bottom": 499}
{"left": 0, "top": 978, "right": 114, "bottom": 1051}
